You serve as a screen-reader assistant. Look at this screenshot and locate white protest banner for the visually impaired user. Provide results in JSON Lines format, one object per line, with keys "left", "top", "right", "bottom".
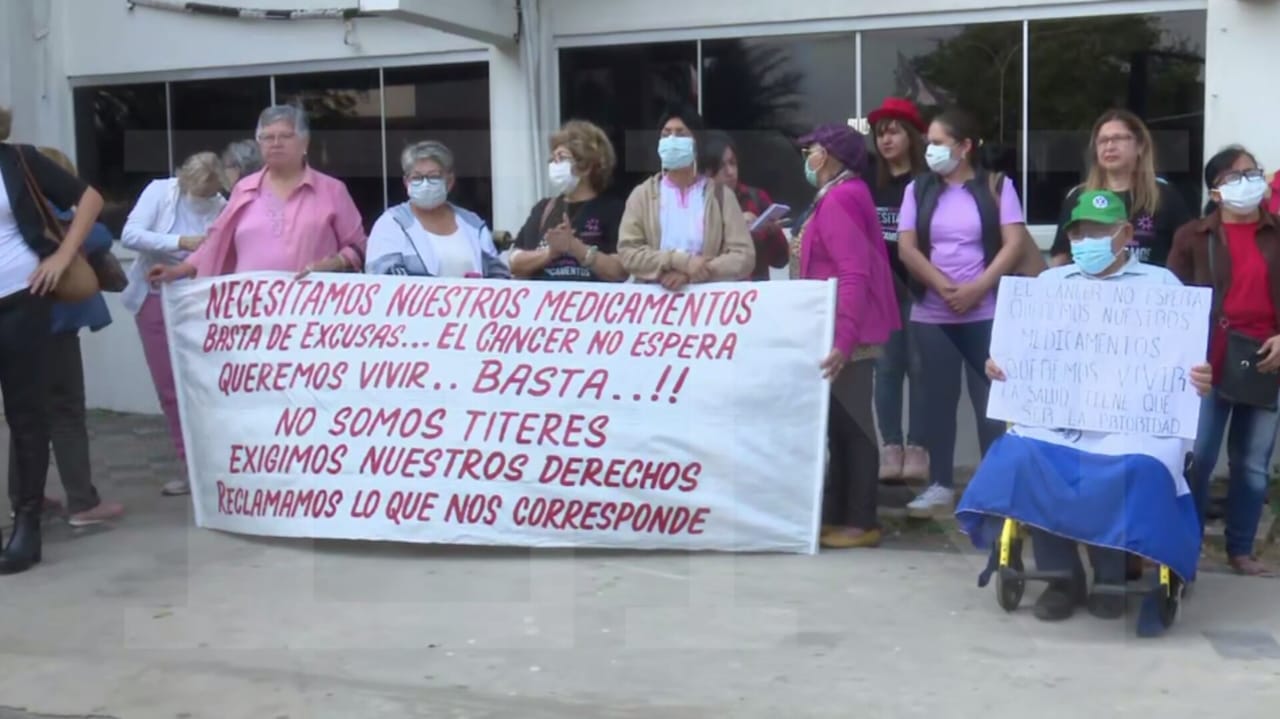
{"left": 986, "top": 276, "right": 1211, "bottom": 439}
{"left": 164, "top": 273, "right": 834, "bottom": 554}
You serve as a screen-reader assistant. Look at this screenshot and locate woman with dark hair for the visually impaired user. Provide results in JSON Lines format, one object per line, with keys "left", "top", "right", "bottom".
{"left": 617, "top": 106, "right": 754, "bottom": 289}
{"left": 701, "top": 131, "right": 788, "bottom": 281}
{"left": 795, "top": 123, "right": 899, "bottom": 548}
{"left": 1049, "top": 109, "right": 1190, "bottom": 268}
{"left": 866, "top": 98, "right": 928, "bottom": 481}
{"left": 896, "top": 108, "right": 1025, "bottom": 518}
{"left": 0, "top": 105, "right": 106, "bottom": 573}
{"left": 1169, "top": 145, "right": 1280, "bottom": 576}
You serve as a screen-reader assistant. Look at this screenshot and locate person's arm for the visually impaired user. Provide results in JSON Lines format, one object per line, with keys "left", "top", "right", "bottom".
{"left": 22, "top": 147, "right": 99, "bottom": 259}
{"left": 821, "top": 189, "right": 874, "bottom": 357}
{"left": 20, "top": 147, "right": 103, "bottom": 294}
{"left": 617, "top": 182, "right": 677, "bottom": 281}
{"left": 323, "top": 185, "right": 367, "bottom": 272}
{"left": 365, "top": 212, "right": 422, "bottom": 276}
{"left": 895, "top": 180, "right": 952, "bottom": 292}
{"left": 509, "top": 199, "right": 554, "bottom": 279}
{"left": 706, "top": 188, "right": 756, "bottom": 281}
{"left": 122, "top": 180, "right": 189, "bottom": 253}
{"left": 973, "top": 177, "right": 1025, "bottom": 290}
{"left": 567, "top": 224, "right": 628, "bottom": 283}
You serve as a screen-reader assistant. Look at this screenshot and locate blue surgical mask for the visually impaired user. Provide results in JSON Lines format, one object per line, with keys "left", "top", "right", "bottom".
{"left": 658, "top": 136, "right": 696, "bottom": 170}
{"left": 1070, "top": 234, "right": 1119, "bottom": 276}
{"left": 408, "top": 177, "right": 448, "bottom": 210}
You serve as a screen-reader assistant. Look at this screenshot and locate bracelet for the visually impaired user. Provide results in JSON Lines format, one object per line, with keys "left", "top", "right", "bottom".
{"left": 582, "top": 245, "right": 599, "bottom": 268}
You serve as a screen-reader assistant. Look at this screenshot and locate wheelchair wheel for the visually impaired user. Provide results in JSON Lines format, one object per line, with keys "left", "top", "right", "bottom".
{"left": 996, "top": 519, "right": 1025, "bottom": 612}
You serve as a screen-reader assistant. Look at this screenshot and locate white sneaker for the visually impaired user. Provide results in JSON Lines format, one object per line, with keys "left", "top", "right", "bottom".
{"left": 161, "top": 479, "right": 190, "bottom": 496}
{"left": 906, "top": 485, "right": 955, "bottom": 518}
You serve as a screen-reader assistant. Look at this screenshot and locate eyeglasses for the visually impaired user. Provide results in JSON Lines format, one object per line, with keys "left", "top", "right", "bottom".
{"left": 407, "top": 174, "right": 445, "bottom": 184}
{"left": 1217, "top": 169, "right": 1266, "bottom": 186}
{"left": 1096, "top": 134, "right": 1136, "bottom": 147}
{"left": 257, "top": 132, "right": 297, "bottom": 145}
{"left": 550, "top": 152, "right": 574, "bottom": 163}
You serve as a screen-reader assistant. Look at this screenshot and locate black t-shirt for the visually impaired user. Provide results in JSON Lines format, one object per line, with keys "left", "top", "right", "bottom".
{"left": 1049, "top": 181, "right": 1191, "bottom": 267}
{"left": 871, "top": 170, "right": 914, "bottom": 286}
{"left": 515, "top": 195, "right": 625, "bottom": 281}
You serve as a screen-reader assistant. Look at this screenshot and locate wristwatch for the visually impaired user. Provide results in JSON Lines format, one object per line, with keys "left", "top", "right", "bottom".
{"left": 582, "top": 246, "right": 599, "bottom": 268}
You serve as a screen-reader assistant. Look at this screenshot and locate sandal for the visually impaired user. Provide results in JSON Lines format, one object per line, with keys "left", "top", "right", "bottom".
{"left": 1228, "top": 555, "right": 1273, "bottom": 577}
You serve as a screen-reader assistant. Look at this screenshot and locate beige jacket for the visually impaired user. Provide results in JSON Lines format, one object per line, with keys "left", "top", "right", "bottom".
{"left": 617, "top": 175, "right": 756, "bottom": 281}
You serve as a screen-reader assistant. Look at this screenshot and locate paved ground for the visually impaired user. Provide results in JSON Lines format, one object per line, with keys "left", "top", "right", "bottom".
{"left": 0, "top": 413, "right": 1277, "bottom": 719}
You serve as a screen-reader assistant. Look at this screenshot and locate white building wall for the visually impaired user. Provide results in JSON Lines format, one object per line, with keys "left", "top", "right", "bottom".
{"left": 1204, "top": 0, "right": 1280, "bottom": 171}
{"left": 5, "top": 0, "right": 1280, "bottom": 419}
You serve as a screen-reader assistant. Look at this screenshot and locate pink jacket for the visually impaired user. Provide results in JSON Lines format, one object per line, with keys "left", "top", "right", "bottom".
{"left": 800, "top": 177, "right": 900, "bottom": 355}
{"left": 190, "top": 167, "right": 367, "bottom": 277}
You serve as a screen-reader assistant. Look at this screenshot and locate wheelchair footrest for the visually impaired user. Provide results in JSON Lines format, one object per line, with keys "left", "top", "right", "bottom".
{"left": 1000, "top": 568, "right": 1073, "bottom": 583}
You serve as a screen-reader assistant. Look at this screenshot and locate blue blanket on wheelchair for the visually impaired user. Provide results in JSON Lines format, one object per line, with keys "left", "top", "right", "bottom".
{"left": 956, "top": 428, "right": 1202, "bottom": 583}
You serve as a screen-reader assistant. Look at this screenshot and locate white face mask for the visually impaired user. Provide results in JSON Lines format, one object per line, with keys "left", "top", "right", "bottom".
{"left": 925, "top": 143, "right": 960, "bottom": 175}
{"left": 1218, "top": 176, "right": 1268, "bottom": 212}
{"left": 548, "top": 160, "right": 579, "bottom": 196}
{"left": 408, "top": 177, "right": 448, "bottom": 210}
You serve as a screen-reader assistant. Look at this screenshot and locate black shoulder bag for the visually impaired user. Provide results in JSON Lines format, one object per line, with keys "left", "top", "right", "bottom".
{"left": 1208, "top": 232, "right": 1278, "bottom": 410}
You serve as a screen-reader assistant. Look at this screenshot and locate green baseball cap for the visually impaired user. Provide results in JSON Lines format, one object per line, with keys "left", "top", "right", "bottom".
{"left": 1066, "top": 190, "right": 1129, "bottom": 228}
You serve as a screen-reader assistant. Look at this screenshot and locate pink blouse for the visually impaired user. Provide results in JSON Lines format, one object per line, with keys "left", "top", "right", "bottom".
{"left": 190, "top": 167, "right": 366, "bottom": 276}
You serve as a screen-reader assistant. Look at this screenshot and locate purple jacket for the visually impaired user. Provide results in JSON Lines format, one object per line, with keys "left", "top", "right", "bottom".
{"left": 800, "top": 177, "right": 900, "bottom": 355}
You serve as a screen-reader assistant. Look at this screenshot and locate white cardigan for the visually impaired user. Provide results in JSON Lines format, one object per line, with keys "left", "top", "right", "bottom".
{"left": 120, "top": 178, "right": 226, "bottom": 314}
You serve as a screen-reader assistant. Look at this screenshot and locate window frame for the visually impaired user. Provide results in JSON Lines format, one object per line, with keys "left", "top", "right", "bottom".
{"left": 551, "top": 0, "right": 1208, "bottom": 249}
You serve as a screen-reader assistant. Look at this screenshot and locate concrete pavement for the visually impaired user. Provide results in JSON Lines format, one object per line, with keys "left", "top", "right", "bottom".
{"left": 0, "top": 413, "right": 1277, "bottom": 718}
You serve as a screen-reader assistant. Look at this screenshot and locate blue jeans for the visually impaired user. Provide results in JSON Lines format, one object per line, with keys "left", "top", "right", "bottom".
{"left": 1190, "top": 389, "right": 1280, "bottom": 558}
{"left": 874, "top": 296, "right": 923, "bottom": 446}
{"left": 912, "top": 320, "right": 1006, "bottom": 489}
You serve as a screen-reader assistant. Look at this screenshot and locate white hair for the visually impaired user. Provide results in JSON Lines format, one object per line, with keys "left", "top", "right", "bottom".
{"left": 400, "top": 140, "right": 454, "bottom": 176}
{"left": 256, "top": 104, "right": 310, "bottom": 139}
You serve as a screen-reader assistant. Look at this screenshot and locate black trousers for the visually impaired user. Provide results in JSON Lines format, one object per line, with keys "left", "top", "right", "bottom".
{"left": 823, "top": 359, "right": 879, "bottom": 530}
{"left": 8, "top": 331, "right": 99, "bottom": 513}
{"left": 1031, "top": 529, "right": 1127, "bottom": 587}
{"left": 1, "top": 291, "right": 52, "bottom": 514}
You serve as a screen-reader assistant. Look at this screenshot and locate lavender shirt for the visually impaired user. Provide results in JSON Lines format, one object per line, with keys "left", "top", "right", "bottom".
{"left": 899, "top": 177, "right": 1023, "bottom": 324}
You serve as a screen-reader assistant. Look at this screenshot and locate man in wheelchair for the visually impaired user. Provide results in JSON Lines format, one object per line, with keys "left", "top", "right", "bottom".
{"left": 957, "top": 190, "right": 1211, "bottom": 625}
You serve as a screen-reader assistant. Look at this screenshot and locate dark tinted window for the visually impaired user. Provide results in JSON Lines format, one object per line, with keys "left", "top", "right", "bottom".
{"left": 383, "top": 63, "right": 491, "bottom": 224}
{"left": 276, "top": 69, "right": 385, "bottom": 230}
{"left": 702, "top": 34, "right": 857, "bottom": 213}
{"left": 170, "top": 76, "right": 271, "bottom": 173}
{"left": 1026, "top": 11, "right": 1206, "bottom": 223}
{"left": 560, "top": 42, "right": 698, "bottom": 198}
{"left": 72, "top": 82, "right": 170, "bottom": 236}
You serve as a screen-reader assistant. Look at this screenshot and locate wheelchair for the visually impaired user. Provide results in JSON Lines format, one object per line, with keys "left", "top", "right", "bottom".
{"left": 988, "top": 451, "right": 1195, "bottom": 634}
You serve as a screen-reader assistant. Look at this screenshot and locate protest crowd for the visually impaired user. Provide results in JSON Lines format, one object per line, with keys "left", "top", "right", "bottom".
{"left": 0, "top": 91, "right": 1277, "bottom": 631}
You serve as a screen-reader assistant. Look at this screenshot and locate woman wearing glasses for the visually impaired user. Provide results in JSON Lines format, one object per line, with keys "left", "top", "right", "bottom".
{"left": 1169, "top": 146, "right": 1280, "bottom": 577}
{"left": 1048, "top": 109, "right": 1191, "bottom": 269}
{"left": 149, "top": 105, "right": 367, "bottom": 283}
{"left": 366, "top": 140, "right": 508, "bottom": 279}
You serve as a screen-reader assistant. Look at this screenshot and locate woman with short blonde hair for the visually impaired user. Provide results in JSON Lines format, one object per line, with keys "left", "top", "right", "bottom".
{"left": 122, "top": 151, "right": 229, "bottom": 496}
{"left": 510, "top": 120, "right": 627, "bottom": 282}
